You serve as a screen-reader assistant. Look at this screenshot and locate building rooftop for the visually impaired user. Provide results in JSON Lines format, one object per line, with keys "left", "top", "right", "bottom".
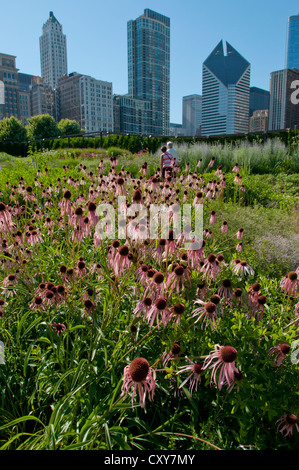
{"left": 204, "top": 40, "right": 250, "bottom": 86}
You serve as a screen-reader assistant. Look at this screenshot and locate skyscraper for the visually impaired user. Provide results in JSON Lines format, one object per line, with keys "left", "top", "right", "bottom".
{"left": 268, "top": 68, "right": 299, "bottom": 131}
{"left": 39, "top": 11, "right": 68, "bottom": 89}
{"left": 0, "top": 53, "right": 20, "bottom": 120}
{"left": 127, "top": 9, "right": 170, "bottom": 135}
{"left": 285, "top": 14, "right": 299, "bottom": 70}
{"left": 182, "top": 94, "right": 202, "bottom": 136}
{"left": 202, "top": 40, "right": 250, "bottom": 136}
{"left": 249, "top": 87, "right": 270, "bottom": 117}
{"left": 57, "top": 72, "right": 113, "bottom": 133}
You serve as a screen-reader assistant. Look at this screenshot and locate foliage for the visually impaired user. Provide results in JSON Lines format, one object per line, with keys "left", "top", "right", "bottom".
{"left": 26, "top": 114, "right": 59, "bottom": 143}
{"left": 57, "top": 119, "right": 83, "bottom": 137}
{"left": 0, "top": 116, "right": 27, "bottom": 143}
{"left": 0, "top": 147, "right": 298, "bottom": 451}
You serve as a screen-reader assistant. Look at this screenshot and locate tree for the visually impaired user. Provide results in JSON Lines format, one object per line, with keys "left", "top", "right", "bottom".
{"left": 0, "top": 116, "right": 27, "bottom": 143}
{"left": 57, "top": 119, "right": 82, "bottom": 136}
{"left": 26, "top": 114, "right": 59, "bottom": 142}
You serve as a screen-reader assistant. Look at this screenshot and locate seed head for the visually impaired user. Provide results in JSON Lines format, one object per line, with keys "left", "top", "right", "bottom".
{"left": 129, "top": 358, "right": 149, "bottom": 382}
{"left": 220, "top": 346, "right": 237, "bottom": 363}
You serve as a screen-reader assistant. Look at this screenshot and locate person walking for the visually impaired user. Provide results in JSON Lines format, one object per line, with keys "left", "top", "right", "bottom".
{"left": 160, "top": 146, "right": 173, "bottom": 178}
{"left": 167, "top": 141, "right": 178, "bottom": 165}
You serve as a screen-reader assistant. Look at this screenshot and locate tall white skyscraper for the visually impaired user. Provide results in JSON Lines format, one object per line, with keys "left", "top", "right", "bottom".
{"left": 39, "top": 11, "right": 68, "bottom": 89}
{"left": 202, "top": 40, "right": 250, "bottom": 136}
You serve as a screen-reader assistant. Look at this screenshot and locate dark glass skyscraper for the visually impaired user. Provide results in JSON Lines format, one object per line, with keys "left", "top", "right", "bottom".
{"left": 127, "top": 9, "right": 170, "bottom": 135}
{"left": 202, "top": 40, "right": 250, "bottom": 136}
{"left": 285, "top": 14, "right": 299, "bottom": 69}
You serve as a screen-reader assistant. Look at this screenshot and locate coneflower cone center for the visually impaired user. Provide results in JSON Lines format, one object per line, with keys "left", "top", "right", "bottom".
{"left": 222, "top": 279, "right": 232, "bottom": 288}
{"left": 286, "top": 414, "right": 297, "bottom": 425}
{"left": 155, "top": 298, "right": 167, "bottom": 310}
{"left": 280, "top": 343, "right": 290, "bottom": 354}
{"left": 119, "top": 245, "right": 129, "bottom": 257}
{"left": 205, "top": 302, "right": 216, "bottom": 314}
{"left": 174, "top": 266, "right": 184, "bottom": 276}
{"left": 288, "top": 271, "right": 297, "bottom": 281}
{"left": 129, "top": 358, "right": 149, "bottom": 382}
{"left": 173, "top": 303, "right": 185, "bottom": 315}
{"left": 171, "top": 343, "right": 180, "bottom": 355}
{"left": 193, "top": 363, "right": 203, "bottom": 374}
{"left": 153, "top": 272, "right": 164, "bottom": 284}
{"left": 220, "top": 346, "right": 237, "bottom": 363}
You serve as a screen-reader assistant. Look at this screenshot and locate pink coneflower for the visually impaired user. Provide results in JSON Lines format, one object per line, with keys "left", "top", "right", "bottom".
{"left": 177, "top": 357, "right": 204, "bottom": 395}
{"left": 167, "top": 264, "right": 191, "bottom": 295}
{"left": 135, "top": 264, "right": 149, "bottom": 285}
{"left": 218, "top": 278, "right": 234, "bottom": 301}
{"left": 276, "top": 414, "right": 299, "bottom": 438}
{"left": 234, "top": 173, "right": 243, "bottom": 185}
{"left": 29, "top": 296, "right": 44, "bottom": 311}
{"left": 165, "top": 229, "right": 177, "bottom": 256}
{"left": 145, "top": 297, "right": 170, "bottom": 329}
{"left": 196, "top": 279, "right": 209, "bottom": 300}
{"left": 280, "top": 271, "right": 299, "bottom": 297}
{"left": 220, "top": 368, "right": 243, "bottom": 393}
{"left": 201, "top": 253, "right": 221, "bottom": 281}
{"left": 0, "top": 202, "right": 13, "bottom": 230}
{"left": 232, "top": 163, "right": 240, "bottom": 172}
{"left": 51, "top": 322, "right": 66, "bottom": 336}
{"left": 269, "top": 343, "right": 290, "bottom": 366}
{"left": 27, "top": 229, "right": 43, "bottom": 246}
{"left": 154, "top": 238, "right": 166, "bottom": 263}
{"left": 162, "top": 343, "right": 181, "bottom": 367}
{"left": 253, "top": 294, "right": 267, "bottom": 321}
{"left": 87, "top": 201, "right": 99, "bottom": 227}
{"left": 191, "top": 300, "right": 219, "bottom": 329}
{"left": 209, "top": 210, "right": 216, "bottom": 225}
{"left": 115, "top": 177, "right": 127, "bottom": 196}
{"left": 121, "top": 357, "right": 156, "bottom": 408}
{"left": 197, "top": 158, "right": 202, "bottom": 168}
{"left": 203, "top": 344, "right": 238, "bottom": 391}
{"left": 76, "top": 259, "right": 87, "bottom": 278}
{"left": 168, "top": 302, "right": 185, "bottom": 327}
{"left": 233, "top": 288, "right": 243, "bottom": 304}
{"left": 145, "top": 271, "right": 166, "bottom": 298}
{"left": 187, "top": 239, "right": 205, "bottom": 270}
{"left": 59, "top": 190, "right": 73, "bottom": 217}
{"left": 70, "top": 206, "right": 85, "bottom": 229}
{"left": 221, "top": 220, "right": 228, "bottom": 234}
{"left": 193, "top": 191, "right": 203, "bottom": 206}
{"left": 111, "top": 244, "right": 131, "bottom": 276}
{"left": 247, "top": 282, "right": 261, "bottom": 308}
{"left": 208, "top": 156, "right": 215, "bottom": 168}
{"left": 237, "top": 228, "right": 244, "bottom": 239}
{"left": 215, "top": 165, "right": 223, "bottom": 177}
{"left": 133, "top": 297, "right": 153, "bottom": 320}
{"left": 236, "top": 242, "right": 243, "bottom": 252}
{"left": 232, "top": 260, "right": 255, "bottom": 277}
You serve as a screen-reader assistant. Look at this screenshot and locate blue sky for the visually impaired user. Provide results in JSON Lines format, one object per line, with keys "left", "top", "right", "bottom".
{"left": 1, "top": 0, "right": 298, "bottom": 123}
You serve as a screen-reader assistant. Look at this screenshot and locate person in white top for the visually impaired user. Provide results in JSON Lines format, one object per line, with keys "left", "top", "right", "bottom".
{"left": 167, "top": 141, "right": 178, "bottom": 164}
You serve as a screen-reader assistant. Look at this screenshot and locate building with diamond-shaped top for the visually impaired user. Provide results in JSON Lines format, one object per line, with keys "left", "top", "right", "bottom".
{"left": 202, "top": 40, "right": 250, "bottom": 136}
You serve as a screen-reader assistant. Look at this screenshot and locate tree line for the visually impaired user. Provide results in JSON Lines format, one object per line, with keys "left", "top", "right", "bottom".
{"left": 0, "top": 113, "right": 298, "bottom": 157}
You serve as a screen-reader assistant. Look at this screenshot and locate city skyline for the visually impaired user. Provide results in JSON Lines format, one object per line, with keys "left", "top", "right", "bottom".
{"left": 0, "top": 0, "right": 298, "bottom": 124}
